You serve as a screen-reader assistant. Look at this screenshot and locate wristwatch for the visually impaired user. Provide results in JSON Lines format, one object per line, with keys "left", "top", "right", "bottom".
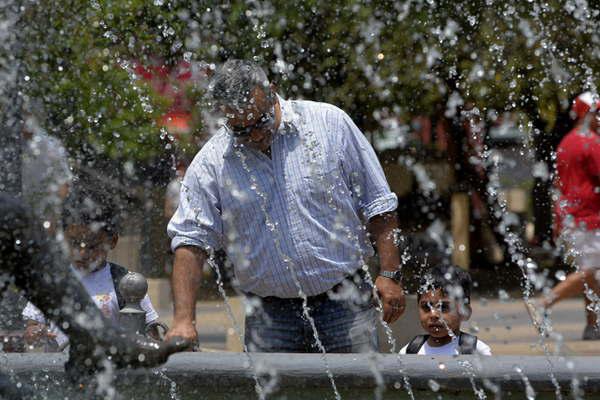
{"left": 379, "top": 269, "right": 402, "bottom": 282}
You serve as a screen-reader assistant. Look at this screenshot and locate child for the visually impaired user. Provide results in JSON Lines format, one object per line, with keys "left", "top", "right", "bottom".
{"left": 22, "top": 188, "right": 160, "bottom": 350}
{"left": 400, "top": 264, "right": 492, "bottom": 355}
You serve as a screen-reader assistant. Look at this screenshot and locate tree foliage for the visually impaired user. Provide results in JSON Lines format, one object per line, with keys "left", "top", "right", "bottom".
{"left": 21, "top": 0, "right": 600, "bottom": 167}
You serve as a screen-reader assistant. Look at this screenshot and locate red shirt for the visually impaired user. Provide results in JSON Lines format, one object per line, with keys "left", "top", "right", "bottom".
{"left": 555, "top": 127, "right": 600, "bottom": 231}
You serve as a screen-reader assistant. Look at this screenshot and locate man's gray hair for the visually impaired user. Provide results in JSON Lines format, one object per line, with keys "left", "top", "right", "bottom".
{"left": 208, "top": 59, "right": 272, "bottom": 109}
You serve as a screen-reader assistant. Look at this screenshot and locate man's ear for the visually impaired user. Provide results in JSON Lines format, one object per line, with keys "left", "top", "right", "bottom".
{"left": 109, "top": 234, "right": 119, "bottom": 250}
{"left": 269, "top": 82, "right": 278, "bottom": 96}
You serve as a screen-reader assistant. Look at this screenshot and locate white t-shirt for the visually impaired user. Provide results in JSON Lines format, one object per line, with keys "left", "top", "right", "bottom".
{"left": 399, "top": 335, "right": 492, "bottom": 356}
{"left": 22, "top": 263, "right": 159, "bottom": 348}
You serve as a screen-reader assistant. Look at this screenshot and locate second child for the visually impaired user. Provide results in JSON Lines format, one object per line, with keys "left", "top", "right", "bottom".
{"left": 23, "top": 188, "right": 160, "bottom": 350}
{"left": 400, "top": 264, "right": 492, "bottom": 356}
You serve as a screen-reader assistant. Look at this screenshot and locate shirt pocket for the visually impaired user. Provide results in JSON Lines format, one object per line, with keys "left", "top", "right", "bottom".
{"left": 220, "top": 177, "right": 272, "bottom": 238}
{"left": 297, "top": 162, "right": 344, "bottom": 218}
{"left": 302, "top": 163, "right": 336, "bottom": 192}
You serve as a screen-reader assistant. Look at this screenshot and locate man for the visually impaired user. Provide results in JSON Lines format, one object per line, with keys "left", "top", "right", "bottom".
{"left": 542, "top": 91, "right": 600, "bottom": 339}
{"left": 166, "top": 59, "right": 405, "bottom": 352}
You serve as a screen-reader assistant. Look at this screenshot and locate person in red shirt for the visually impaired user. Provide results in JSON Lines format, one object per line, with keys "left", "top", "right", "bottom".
{"left": 541, "top": 92, "right": 600, "bottom": 340}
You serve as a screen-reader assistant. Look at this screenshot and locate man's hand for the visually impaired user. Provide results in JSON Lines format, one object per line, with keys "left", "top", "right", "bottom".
{"left": 24, "top": 322, "right": 57, "bottom": 345}
{"left": 165, "top": 319, "right": 198, "bottom": 350}
{"left": 374, "top": 276, "right": 406, "bottom": 324}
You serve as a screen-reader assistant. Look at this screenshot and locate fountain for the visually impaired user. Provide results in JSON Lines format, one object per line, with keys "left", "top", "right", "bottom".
{"left": 3, "top": 353, "right": 600, "bottom": 399}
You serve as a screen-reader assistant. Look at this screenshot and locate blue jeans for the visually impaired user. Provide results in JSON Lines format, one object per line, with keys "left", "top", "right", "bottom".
{"left": 244, "top": 271, "right": 379, "bottom": 353}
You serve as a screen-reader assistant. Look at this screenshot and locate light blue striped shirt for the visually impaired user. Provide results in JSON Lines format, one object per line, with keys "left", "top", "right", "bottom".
{"left": 168, "top": 97, "right": 398, "bottom": 298}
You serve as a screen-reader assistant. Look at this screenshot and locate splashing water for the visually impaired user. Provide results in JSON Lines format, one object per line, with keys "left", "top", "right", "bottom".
{"left": 233, "top": 148, "right": 342, "bottom": 400}
{"left": 207, "top": 255, "right": 271, "bottom": 400}
{"left": 483, "top": 137, "right": 563, "bottom": 399}
{"left": 458, "top": 359, "right": 487, "bottom": 400}
{"left": 514, "top": 365, "right": 536, "bottom": 400}
{"left": 154, "top": 369, "right": 181, "bottom": 400}
{"left": 94, "top": 359, "right": 117, "bottom": 400}
{"left": 296, "top": 119, "right": 415, "bottom": 400}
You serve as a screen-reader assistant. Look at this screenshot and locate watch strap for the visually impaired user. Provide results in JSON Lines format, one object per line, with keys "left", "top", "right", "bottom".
{"left": 379, "top": 270, "right": 401, "bottom": 282}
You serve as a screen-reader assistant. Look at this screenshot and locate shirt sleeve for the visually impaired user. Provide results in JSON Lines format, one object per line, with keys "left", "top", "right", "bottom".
{"left": 167, "top": 157, "right": 223, "bottom": 252}
{"left": 140, "top": 294, "right": 159, "bottom": 324}
{"left": 336, "top": 109, "right": 398, "bottom": 220}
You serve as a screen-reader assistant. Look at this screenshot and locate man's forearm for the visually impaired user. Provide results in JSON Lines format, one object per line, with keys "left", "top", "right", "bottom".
{"left": 368, "top": 212, "right": 401, "bottom": 272}
{"left": 171, "top": 246, "right": 206, "bottom": 324}
{"left": 369, "top": 212, "right": 406, "bottom": 323}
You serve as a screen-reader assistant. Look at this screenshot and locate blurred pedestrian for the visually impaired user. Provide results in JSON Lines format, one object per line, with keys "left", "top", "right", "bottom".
{"left": 542, "top": 92, "right": 600, "bottom": 340}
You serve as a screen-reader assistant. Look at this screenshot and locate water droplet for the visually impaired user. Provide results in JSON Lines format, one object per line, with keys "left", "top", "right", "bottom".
{"left": 526, "top": 385, "right": 535, "bottom": 400}
{"left": 428, "top": 379, "right": 440, "bottom": 392}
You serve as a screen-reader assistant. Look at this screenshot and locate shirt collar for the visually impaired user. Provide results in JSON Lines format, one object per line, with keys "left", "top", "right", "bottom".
{"left": 70, "top": 261, "right": 109, "bottom": 278}
{"left": 223, "top": 94, "right": 298, "bottom": 159}
{"left": 278, "top": 95, "right": 300, "bottom": 130}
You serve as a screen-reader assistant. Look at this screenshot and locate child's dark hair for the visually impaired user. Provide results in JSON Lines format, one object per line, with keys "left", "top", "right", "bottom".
{"left": 417, "top": 264, "right": 472, "bottom": 305}
{"left": 62, "top": 185, "right": 120, "bottom": 236}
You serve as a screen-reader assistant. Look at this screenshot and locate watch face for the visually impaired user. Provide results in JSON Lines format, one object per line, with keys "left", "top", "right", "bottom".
{"left": 381, "top": 270, "right": 401, "bottom": 281}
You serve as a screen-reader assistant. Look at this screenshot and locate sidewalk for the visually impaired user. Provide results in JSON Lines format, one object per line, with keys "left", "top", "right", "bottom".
{"left": 470, "top": 297, "right": 600, "bottom": 355}
{"left": 157, "top": 297, "right": 600, "bottom": 355}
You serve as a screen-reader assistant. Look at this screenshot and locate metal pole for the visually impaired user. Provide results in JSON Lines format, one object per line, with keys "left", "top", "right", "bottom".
{"left": 118, "top": 271, "right": 149, "bottom": 334}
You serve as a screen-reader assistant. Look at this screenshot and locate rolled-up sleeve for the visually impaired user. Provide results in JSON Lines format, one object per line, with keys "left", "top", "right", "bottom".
{"left": 167, "top": 158, "right": 223, "bottom": 252}
{"left": 337, "top": 110, "right": 398, "bottom": 220}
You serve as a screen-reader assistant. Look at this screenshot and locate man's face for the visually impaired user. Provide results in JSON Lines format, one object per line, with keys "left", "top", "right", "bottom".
{"left": 65, "top": 224, "right": 115, "bottom": 273}
{"left": 223, "top": 86, "right": 279, "bottom": 153}
{"left": 418, "top": 289, "right": 464, "bottom": 339}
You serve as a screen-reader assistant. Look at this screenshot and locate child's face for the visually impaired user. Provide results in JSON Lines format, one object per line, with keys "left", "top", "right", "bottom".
{"left": 65, "top": 224, "right": 116, "bottom": 273}
{"left": 418, "top": 289, "right": 465, "bottom": 339}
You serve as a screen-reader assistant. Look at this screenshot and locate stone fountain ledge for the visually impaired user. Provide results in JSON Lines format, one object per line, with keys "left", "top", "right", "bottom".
{"left": 3, "top": 353, "right": 600, "bottom": 394}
